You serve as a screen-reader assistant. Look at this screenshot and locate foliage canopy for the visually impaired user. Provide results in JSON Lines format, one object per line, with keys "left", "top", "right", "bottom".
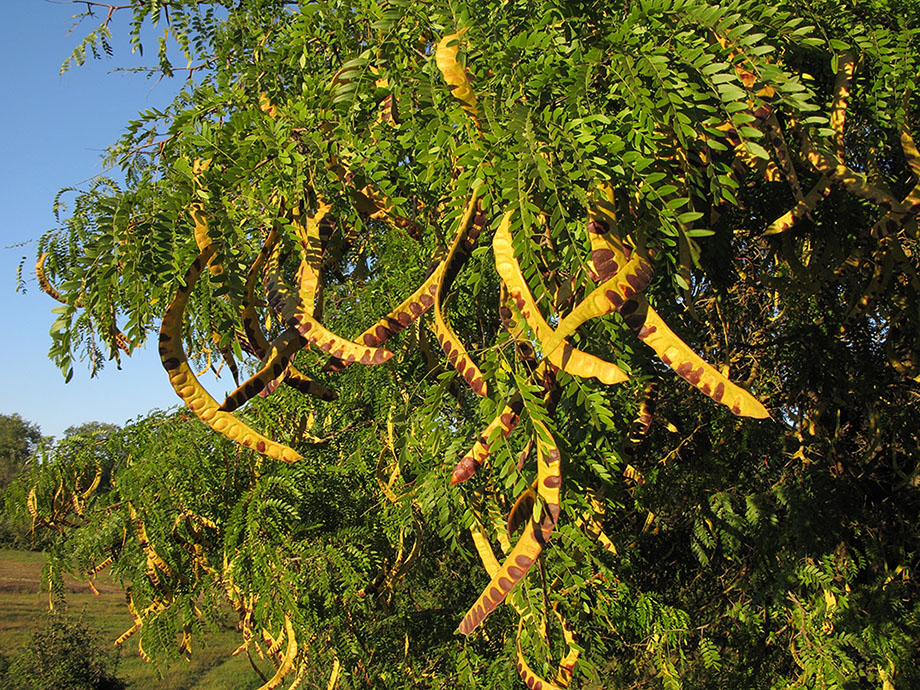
{"left": 24, "top": 0, "right": 920, "bottom": 687}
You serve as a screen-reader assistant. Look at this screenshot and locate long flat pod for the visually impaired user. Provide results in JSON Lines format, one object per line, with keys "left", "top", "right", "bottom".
{"left": 583, "top": 207, "right": 769, "bottom": 418}
{"left": 433, "top": 190, "right": 488, "bottom": 395}
{"left": 36, "top": 252, "right": 131, "bottom": 353}
{"left": 219, "top": 329, "right": 334, "bottom": 412}
{"left": 158, "top": 247, "right": 302, "bottom": 463}
{"left": 621, "top": 298, "right": 770, "bottom": 418}
{"left": 544, "top": 250, "right": 654, "bottom": 351}
{"left": 493, "top": 211, "right": 628, "bottom": 384}
{"left": 764, "top": 177, "right": 834, "bottom": 236}
{"left": 255, "top": 616, "right": 297, "bottom": 690}
{"left": 264, "top": 241, "right": 393, "bottom": 366}
{"left": 451, "top": 396, "right": 524, "bottom": 484}
{"left": 435, "top": 29, "right": 482, "bottom": 131}
{"left": 241, "top": 226, "right": 327, "bottom": 398}
{"left": 515, "top": 618, "right": 566, "bottom": 690}
{"left": 458, "top": 422, "right": 560, "bottom": 635}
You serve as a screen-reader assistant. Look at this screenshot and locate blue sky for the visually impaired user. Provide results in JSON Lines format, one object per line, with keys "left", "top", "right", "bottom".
{"left": 0, "top": 3, "right": 220, "bottom": 439}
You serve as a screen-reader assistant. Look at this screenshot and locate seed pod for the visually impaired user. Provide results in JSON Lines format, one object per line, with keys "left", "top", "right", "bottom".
{"left": 515, "top": 618, "right": 566, "bottom": 690}
{"left": 458, "top": 423, "right": 560, "bottom": 636}
{"left": 435, "top": 28, "right": 481, "bottom": 131}
{"left": 451, "top": 397, "right": 524, "bottom": 484}
{"left": 264, "top": 242, "right": 393, "bottom": 366}
{"left": 158, "top": 247, "right": 302, "bottom": 463}
{"left": 493, "top": 211, "right": 628, "bottom": 384}
{"left": 622, "top": 298, "right": 770, "bottom": 418}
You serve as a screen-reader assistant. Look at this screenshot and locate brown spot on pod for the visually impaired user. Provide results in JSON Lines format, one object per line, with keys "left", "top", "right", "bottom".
{"left": 701, "top": 382, "right": 711, "bottom": 395}
{"left": 637, "top": 324, "right": 657, "bottom": 339}
{"left": 543, "top": 475, "right": 562, "bottom": 489}
{"left": 676, "top": 361, "right": 692, "bottom": 378}
{"left": 442, "top": 340, "right": 454, "bottom": 357}
{"left": 409, "top": 302, "right": 424, "bottom": 316}
{"left": 162, "top": 358, "right": 181, "bottom": 371}
{"left": 605, "top": 290, "right": 624, "bottom": 310}
{"left": 364, "top": 333, "right": 379, "bottom": 347}
{"left": 592, "top": 248, "right": 620, "bottom": 279}
{"left": 624, "top": 312, "right": 645, "bottom": 331}
{"left": 713, "top": 382, "right": 725, "bottom": 402}
{"left": 688, "top": 367, "right": 703, "bottom": 385}
{"left": 471, "top": 378, "right": 486, "bottom": 395}
{"left": 507, "top": 565, "right": 524, "bottom": 580}
{"left": 514, "top": 554, "right": 533, "bottom": 569}
{"left": 456, "top": 360, "right": 467, "bottom": 377}
{"left": 587, "top": 218, "right": 609, "bottom": 234}
{"left": 451, "top": 456, "right": 477, "bottom": 484}
{"left": 257, "top": 441, "right": 266, "bottom": 453}
{"left": 448, "top": 351, "right": 459, "bottom": 366}
{"left": 371, "top": 349, "right": 390, "bottom": 365}
{"left": 397, "top": 311, "right": 413, "bottom": 326}
{"left": 498, "top": 576, "right": 514, "bottom": 592}
{"left": 375, "top": 325, "right": 391, "bottom": 342}
{"left": 500, "top": 412, "right": 516, "bottom": 427}
{"left": 620, "top": 300, "right": 639, "bottom": 316}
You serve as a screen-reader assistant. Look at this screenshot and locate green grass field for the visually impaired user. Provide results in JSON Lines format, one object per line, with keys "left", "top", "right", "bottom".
{"left": 0, "top": 549, "right": 262, "bottom": 689}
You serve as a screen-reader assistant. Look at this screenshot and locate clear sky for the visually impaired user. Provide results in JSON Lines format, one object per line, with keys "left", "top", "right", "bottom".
{"left": 0, "top": 2, "right": 223, "bottom": 440}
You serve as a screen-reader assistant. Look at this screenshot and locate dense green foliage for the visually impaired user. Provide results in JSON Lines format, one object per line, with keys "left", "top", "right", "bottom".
{"left": 0, "top": 610, "right": 126, "bottom": 690}
{"left": 23, "top": 0, "right": 920, "bottom": 687}
{"left": 0, "top": 414, "right": 41, "bottom": 490}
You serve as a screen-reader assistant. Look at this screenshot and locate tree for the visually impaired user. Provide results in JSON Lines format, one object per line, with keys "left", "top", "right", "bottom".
{"left": 26, "top": 0, "right": 920, "bottom": 688}
{"left": 1, "top": 610, "right": 126, "bottom": 690}
{"left": 0, "top": 413, "right": 41, "bottom": 490}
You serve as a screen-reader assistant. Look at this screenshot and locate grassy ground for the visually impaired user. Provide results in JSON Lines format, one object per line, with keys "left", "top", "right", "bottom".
{"left": 0, "top": 548, "right": 262, "bottom": 689}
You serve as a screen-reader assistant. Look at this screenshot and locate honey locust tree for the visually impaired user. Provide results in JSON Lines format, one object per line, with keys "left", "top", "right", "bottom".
{"left": 25, "top": 0, "right": 920, "bottom": 687}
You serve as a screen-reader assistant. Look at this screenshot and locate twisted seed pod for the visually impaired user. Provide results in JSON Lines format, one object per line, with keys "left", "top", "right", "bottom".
{"left": 494, "top": 211, "right": 628, "bottom": 384}
{"left": 764, "top": 177, "right": 834, "bottom": 235}
{"left": 353, "top": 270, "right": 441, "bottom": 350}
{"left": 158, "top": 247, "right": 302, "bottom": 463}
{"left": 584, "top": 206, "right": 768, "bottom": 417}
{"left": 515, "top": 618, "right": 566, "bottom": 690}
{"left": 451, "top": 397, "right": 524, "bottom": 484}
{"left": 553, "top": 603, "right": 580, "bottom": 688}
{"left": 830, "top": 52, "right": 857, "bottom": 159}
{"left": 621, "top": 299, "right": 770, "bottom": 418}
{"left": 506, "top": 486, "right": 536, "bottom": 538}
{"left": 265, "top": 241, "right": 394, "bottom": 366}
{"left": 36, "top": 252, "right": 78, "bottom": 306}
{"left": 799, "top": 135, "right": 898, "bottom": 208}
{"left": 435, "top": 28, "right": 481, "bottom": 130}
{"left": 544, "top": 250, "right": 654, "bottom": 352}
{"left": 37, "top": 252, "right": 131, "bottom": 353}
{"left": 242, "top": 227, "right": 330, "bottom": 399}
{"left": 256, "top": 616, "right": 297, "bottom": 690}
{"left": 433, "top": 190, "right": 488, "bottom": 395}
{"left": 458, "top": 422, "right": 560, "bottom": 636}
